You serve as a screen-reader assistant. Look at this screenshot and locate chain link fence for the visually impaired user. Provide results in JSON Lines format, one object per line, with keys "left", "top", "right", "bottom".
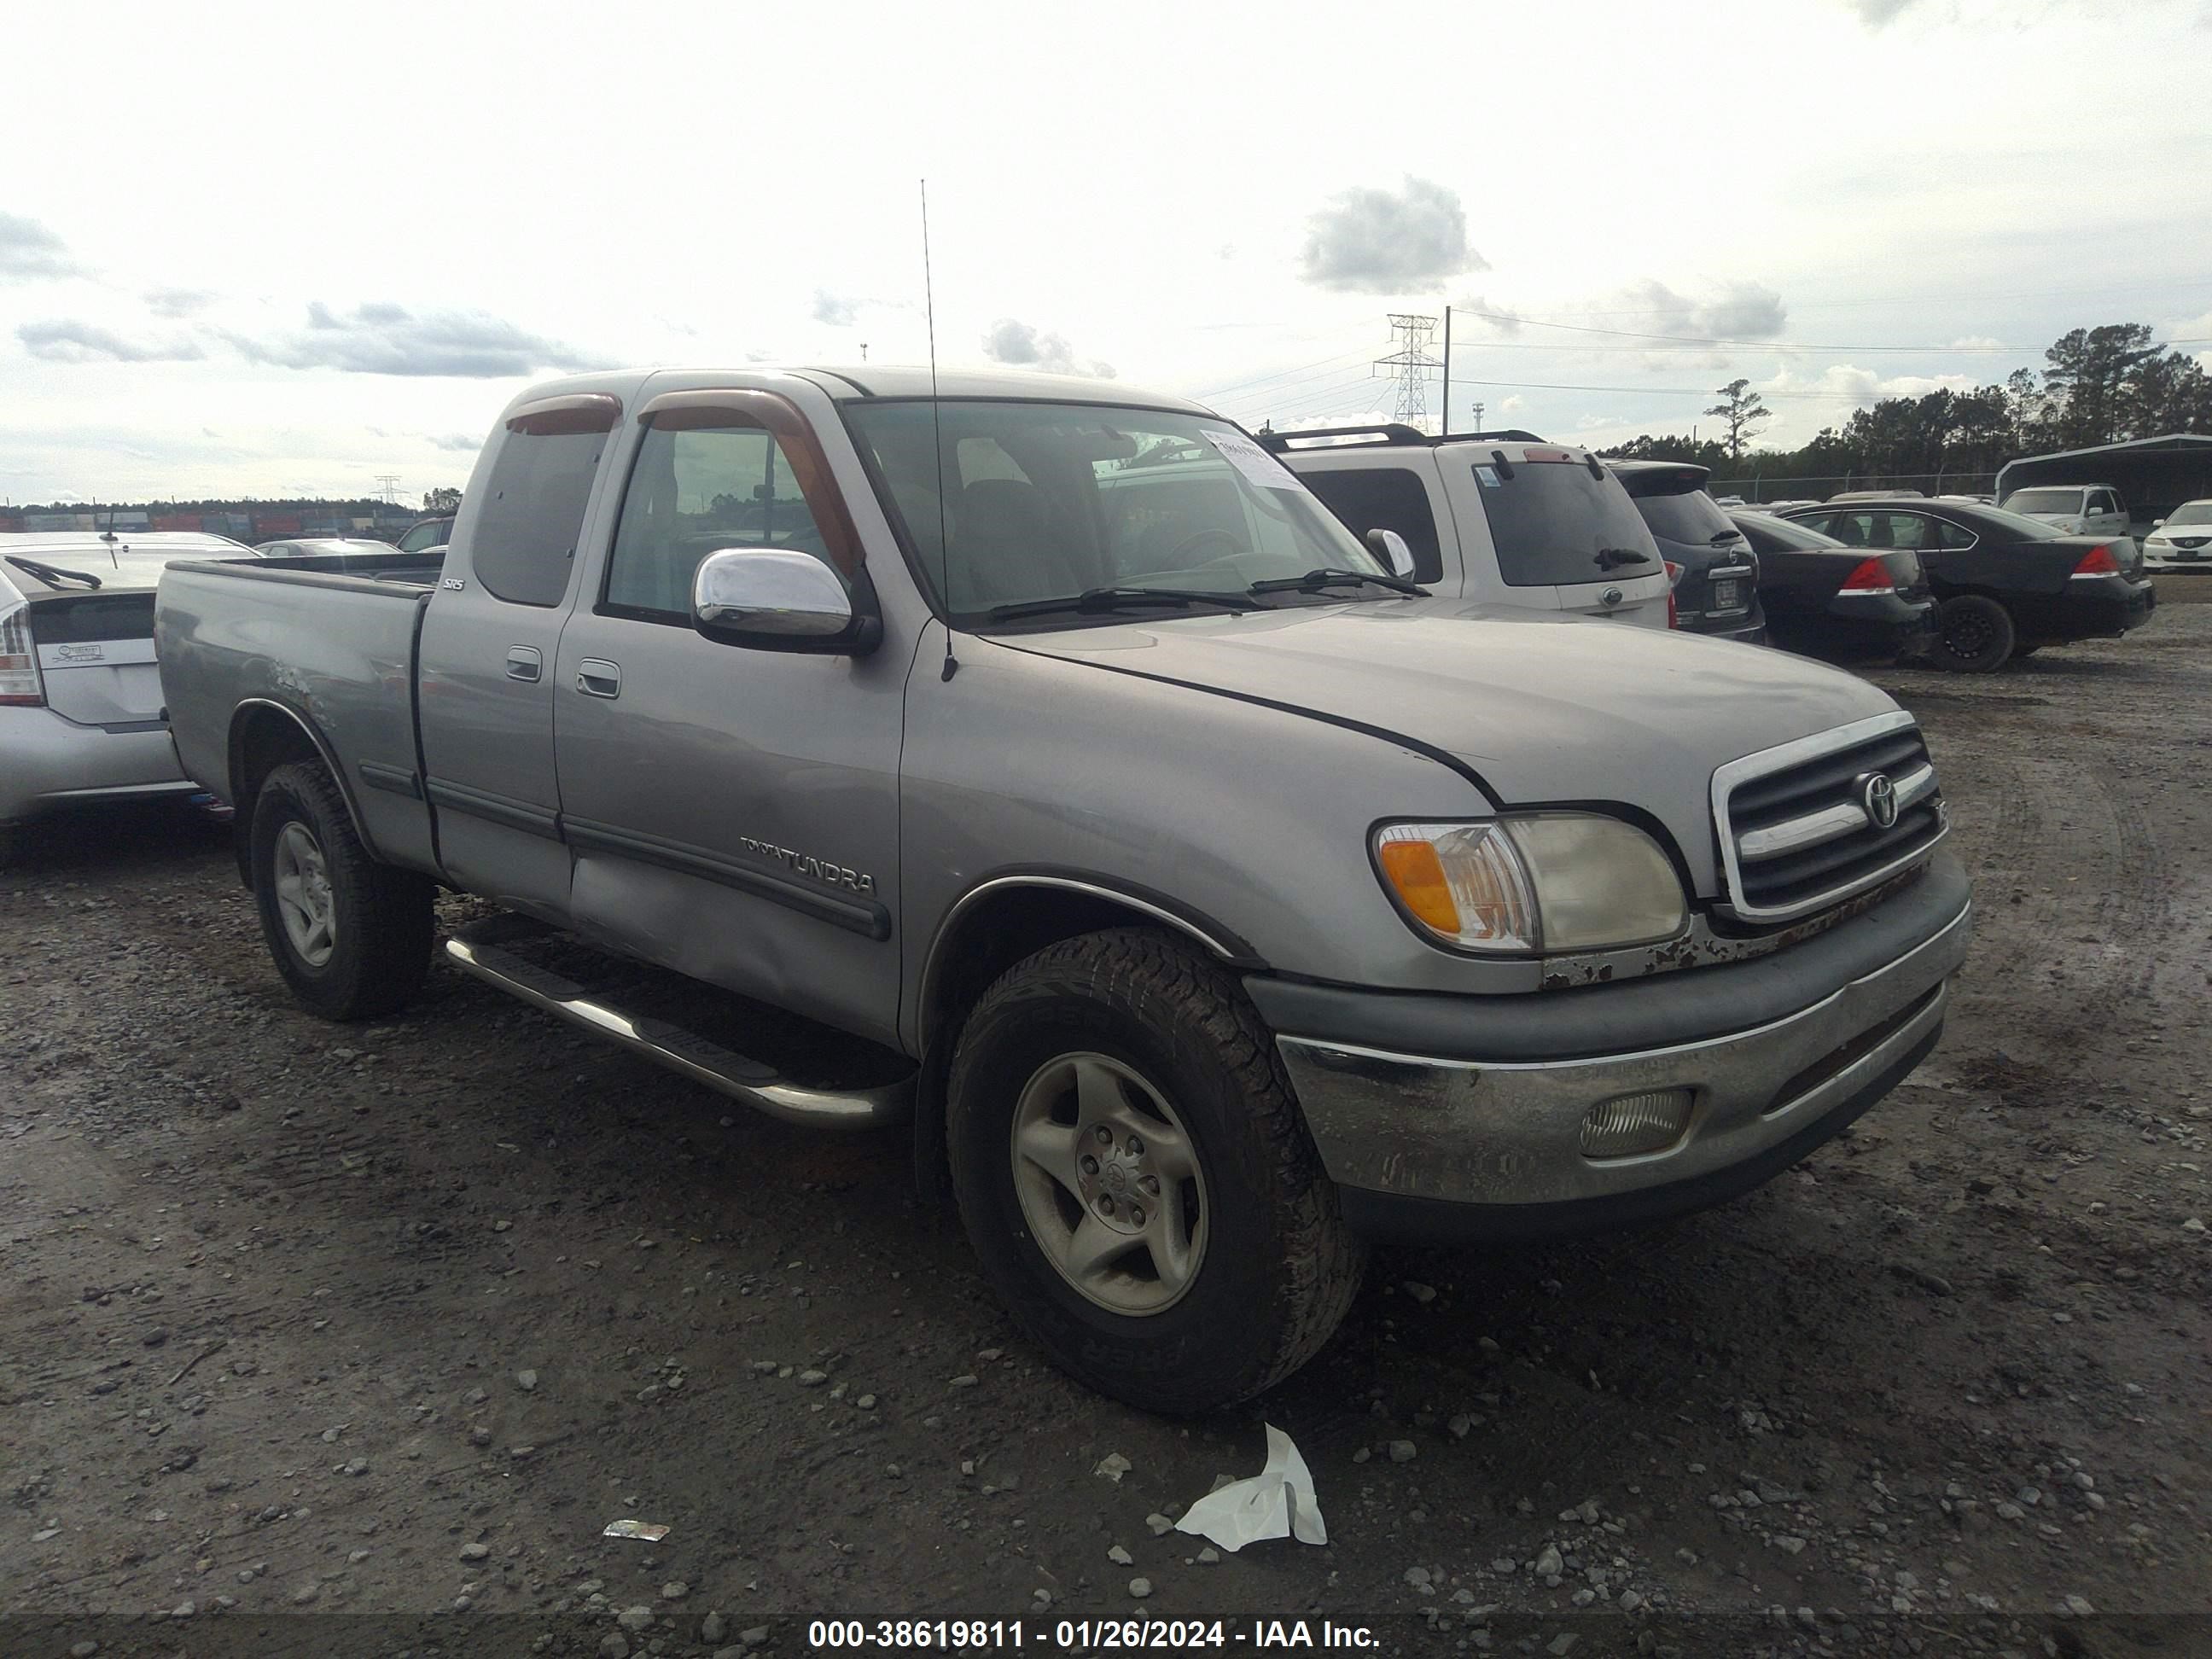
{"left": 1708, "top": 470, "right": 2003, "bottom": 504}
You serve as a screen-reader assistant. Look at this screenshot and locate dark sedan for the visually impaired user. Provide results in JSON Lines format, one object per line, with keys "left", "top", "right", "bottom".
{"left": 1608, "top": 461, "right": 1767, "bottom": 643}
{"left": 1729, "top": 510, "right": 1935, "bottom": 662}
{"left": 1777, "top": 499, "right": 2155, "bottom": 672}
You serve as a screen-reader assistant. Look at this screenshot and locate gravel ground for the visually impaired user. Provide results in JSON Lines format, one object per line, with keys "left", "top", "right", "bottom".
{"left": 3, "top": 602, "right": 2208, "bottom": 1659}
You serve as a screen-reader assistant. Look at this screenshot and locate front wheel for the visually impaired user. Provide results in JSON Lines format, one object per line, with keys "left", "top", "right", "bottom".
{"left": 250, "top": 761, "right": 434, "bottom": 1020}
{"left": 1935, "top": 594, "right": 2017, "bottom": 672}
{"left": 946, "top": 928, "right": 1365, "bottom": 1413}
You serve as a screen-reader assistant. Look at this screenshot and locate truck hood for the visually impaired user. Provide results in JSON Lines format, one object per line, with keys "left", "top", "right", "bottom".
{"left": 1003, "top": 598, "right": 1900, "bottom": 894}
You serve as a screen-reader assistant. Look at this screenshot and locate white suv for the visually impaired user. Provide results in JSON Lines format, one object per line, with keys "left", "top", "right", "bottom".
{"left": 1266, "top": 425, "right": 1673, "bottom": 629}
{"left": 1998, "top": 483, "right": 2129, "bottom": 538}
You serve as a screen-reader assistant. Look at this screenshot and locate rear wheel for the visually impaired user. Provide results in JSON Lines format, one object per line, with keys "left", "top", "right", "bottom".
{"left": 947, "top": 928, "right": 1365, "bottom": 1413}
{"left": 1935, "top": 594, "right": 2017, "bottom": 672}
{"left": 250, "top": 761, "right": 434, "bottom": 1020}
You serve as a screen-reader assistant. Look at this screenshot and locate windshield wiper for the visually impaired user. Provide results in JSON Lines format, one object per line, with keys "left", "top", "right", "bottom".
{"left": 987, "top": 585, "right": 1251, "bottom": 622}
{"left": 1593, "top": 547, "right": 1653, "bottom": 571}
{"left": 4, "top": 556, "right": 102, "bottom": 589}
{"left": 1246, "top": 568, "right": 1427, "bottom": 597}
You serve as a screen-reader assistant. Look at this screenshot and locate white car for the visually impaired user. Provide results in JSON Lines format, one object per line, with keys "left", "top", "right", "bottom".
{"left": 1998, "top": 483, "right": 2129, "bottom": 538}
{"left": 2142, "top": 499, "right": 2212, "bottom": 567}
{"left": 1, "top": 531, "right": 249, "bottom": 864}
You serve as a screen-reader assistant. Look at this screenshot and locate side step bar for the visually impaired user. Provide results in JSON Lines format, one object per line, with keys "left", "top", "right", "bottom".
{"left": 444, "top": 918, "right": 911, "bottom": 1130}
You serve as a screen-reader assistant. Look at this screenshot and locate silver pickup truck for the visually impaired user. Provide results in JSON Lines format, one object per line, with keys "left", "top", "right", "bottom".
{"left": 158, "top": 367, "right": 1971, "bottom": 1412}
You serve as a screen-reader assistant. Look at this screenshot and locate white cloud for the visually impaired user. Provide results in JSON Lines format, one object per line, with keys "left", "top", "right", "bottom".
{"left": 18, "top": 318, "right": 204, "bottom": 364}
{"left": 227, "top": 302, "right": 614, "bottom": 379}
{"left": 1949, "top": 335, "right": 2005, "bottom": 350}
{"left": 1301, "top": 177, "right": 1487, "bottom": 294}
{"left": 0, "top": 211, "right": 81, "bottom": 281}
{"left": 980, "top": 317, "right": 1114, "bottom": 379}
{"left": 812, "top": 288, "right": 859, "bottom": 327}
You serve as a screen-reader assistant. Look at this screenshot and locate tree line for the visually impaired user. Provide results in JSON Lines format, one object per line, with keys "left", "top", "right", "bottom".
{"left": 1597, "top": 323, "right": 2212, "bottom": 486}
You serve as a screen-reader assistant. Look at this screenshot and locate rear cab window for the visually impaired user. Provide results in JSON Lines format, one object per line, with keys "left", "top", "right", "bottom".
{"left": 1468, "top": 452, "right": 1662, "bottom": 587}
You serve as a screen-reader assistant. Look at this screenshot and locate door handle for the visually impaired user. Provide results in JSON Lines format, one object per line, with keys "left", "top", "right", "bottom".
{"left": 505, "top": 646, "right": 542, "bottom": 683}
{"left": 575, "top": 658, "right": 622, "bottom": 699}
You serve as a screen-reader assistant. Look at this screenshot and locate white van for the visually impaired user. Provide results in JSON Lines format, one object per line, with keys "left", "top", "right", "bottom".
{"left": 1266, "top": 425, "right": 1674, "bottom": 629}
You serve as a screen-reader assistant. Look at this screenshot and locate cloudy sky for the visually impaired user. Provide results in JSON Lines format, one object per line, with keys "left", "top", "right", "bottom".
{"left": 4, "top": 0, "right": 2209, "bottom": 504}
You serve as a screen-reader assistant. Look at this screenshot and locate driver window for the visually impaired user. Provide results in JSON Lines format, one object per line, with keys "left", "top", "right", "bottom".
{"left": 603, "top": 423, "right": 830, "bottom": 621}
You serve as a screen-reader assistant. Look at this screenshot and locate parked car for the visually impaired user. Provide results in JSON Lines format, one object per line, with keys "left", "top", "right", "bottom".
{"left": 1829, "top": 489, "right": 1925, "bottom": 503}
{"left": 2, "top": 530, "right": 250, "bottom": 864}
{"left": 2141, "top": 499, "right": 2212, "bottom": 568}
{"left": 159, "top": 366, "right": 1971, "bottom": 1412}
{"left": 394, "top": 515, "right": 455, "bottom": 554}
{"left": 1998, "top": 483, "right": 2128, "bottom": 538}
{"left": 1777, "top": 498, "right": 2155, "bottom": 671}
{"left": 1266, "top": 423, "right": 1671, "bottom": 629}
{"left": 256, "top": 537, "right": 410, "bottom": 559}
{"left": 1607, "top": 461, "right": 1767, "bottom": 643}
{"left": 1728, "top": 510, "right": 1936, "bottom": 662}
{"left": 1760, "top": 498, "right": 1822, "bottom": 515}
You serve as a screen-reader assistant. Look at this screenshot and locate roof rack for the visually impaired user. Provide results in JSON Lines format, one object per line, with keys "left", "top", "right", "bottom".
{"left": 1255, "top": 423, "right": 1547, "bottom": 453}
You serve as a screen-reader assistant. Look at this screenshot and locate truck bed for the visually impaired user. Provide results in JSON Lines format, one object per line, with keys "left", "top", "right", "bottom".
{"left": 155, "top": 550, "right": 448, "bottom": 872}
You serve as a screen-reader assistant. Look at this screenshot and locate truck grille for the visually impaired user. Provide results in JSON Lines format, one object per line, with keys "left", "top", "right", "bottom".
{"left": 1713, "top": 713, "right": 1947, "bottom": 922}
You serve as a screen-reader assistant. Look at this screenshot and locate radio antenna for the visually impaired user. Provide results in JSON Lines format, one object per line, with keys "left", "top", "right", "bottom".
{"left": 922, "top": 179, "right": 957, "bottom": 682}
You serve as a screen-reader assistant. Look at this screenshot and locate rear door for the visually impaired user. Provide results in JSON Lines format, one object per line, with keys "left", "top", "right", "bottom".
{"left": 1441, "top": 448, "right": 1670, "bottom": 626}
{"left": 415, "top": 393, "right": 621, "bottom": 921}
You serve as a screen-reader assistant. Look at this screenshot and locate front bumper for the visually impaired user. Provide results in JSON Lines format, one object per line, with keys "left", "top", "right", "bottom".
{"left": 1261, "top": 865, "right": 1971, "bottom": 1240}
{"left": 0, "top": 705, "right": 195, "bottom": 826}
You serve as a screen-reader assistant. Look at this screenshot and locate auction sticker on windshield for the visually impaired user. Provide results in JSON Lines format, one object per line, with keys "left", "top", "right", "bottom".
{"left": 1203, "top": 429, "right": 1301, "bottom": 491}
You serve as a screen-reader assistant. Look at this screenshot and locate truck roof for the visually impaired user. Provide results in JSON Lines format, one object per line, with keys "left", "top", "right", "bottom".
{"left": 498, "top": 367, "right": 1217, "bottom": 421}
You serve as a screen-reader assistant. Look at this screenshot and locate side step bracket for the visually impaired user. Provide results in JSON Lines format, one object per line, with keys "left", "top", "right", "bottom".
{"left": 444, "top": 917, "right": 911, "bottom": 1130}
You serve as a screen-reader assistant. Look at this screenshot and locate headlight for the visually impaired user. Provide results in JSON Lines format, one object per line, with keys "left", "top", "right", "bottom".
{"left": 1373, "top": 815, "right": 1686, "bottom": 954}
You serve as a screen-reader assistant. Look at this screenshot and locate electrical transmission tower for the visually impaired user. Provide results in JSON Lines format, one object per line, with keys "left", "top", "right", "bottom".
{"left": 375, "top": 474, "right": 401, "bottom": 505}
{"left": 1374, "top": 313, "right": 1442, "bottom": 432}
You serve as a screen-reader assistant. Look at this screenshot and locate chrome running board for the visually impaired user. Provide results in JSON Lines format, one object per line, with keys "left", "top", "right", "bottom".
{"left": 444, "top": 917, "right": 911, "bottom": 1129}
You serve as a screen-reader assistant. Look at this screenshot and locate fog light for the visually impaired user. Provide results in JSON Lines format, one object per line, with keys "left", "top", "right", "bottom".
{"left": 1580, "top": 1089, "right": 1693, "bottom": 1159}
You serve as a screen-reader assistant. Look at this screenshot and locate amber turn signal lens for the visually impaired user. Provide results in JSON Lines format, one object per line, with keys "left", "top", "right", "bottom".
{"left": 1377, "top": 837, "right": 1460, "bottom": 934}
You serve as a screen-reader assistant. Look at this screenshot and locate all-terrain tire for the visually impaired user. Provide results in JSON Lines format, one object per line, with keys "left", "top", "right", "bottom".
{"left": 946, "top": 927, "right": 1365, "bottom": 1413}
{"left": 250, "top": 761, "right": 434, "bottom": 1020}
{"left": 1935, "top": 593, "right": 2017, "bottom": 672}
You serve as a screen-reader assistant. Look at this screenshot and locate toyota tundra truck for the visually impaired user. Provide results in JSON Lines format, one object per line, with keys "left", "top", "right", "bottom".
{"left": 156, "top": 367, "right": 1972, "bottom": 1412}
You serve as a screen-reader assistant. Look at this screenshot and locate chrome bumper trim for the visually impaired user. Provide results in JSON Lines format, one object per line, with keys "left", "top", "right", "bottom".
{"left": 1278, "top": 902, "right": 1970, "bottom": 1208}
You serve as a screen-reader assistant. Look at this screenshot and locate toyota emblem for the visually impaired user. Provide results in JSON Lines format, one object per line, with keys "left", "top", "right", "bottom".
{"left": 1860, "top": 771, "right": 1899, "bottom": 829}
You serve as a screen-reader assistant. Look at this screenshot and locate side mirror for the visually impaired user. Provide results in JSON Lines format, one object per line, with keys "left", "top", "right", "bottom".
{"left": 1366, "top": 527, "right": 1416, "bottom": 579}
{"left": 691, "top": 547, "right": 882, "bottom": 655}
{"left": 2153, "top": 519, "right": 2165, "bottom": 528}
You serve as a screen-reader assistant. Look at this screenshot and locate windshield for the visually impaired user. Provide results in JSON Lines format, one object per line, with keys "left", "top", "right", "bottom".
{"left": 2002, "top": 488, "right": 2087, "bottom": 515}
{"left": 1469, "top": 459, "right": 1661, "bottom": 586}
{"left": 2164, "top": 503, "right": 2212, "bottom": 527}
{"left": 1733, "top": 513, "right": 1843, "bottom": 550}
{"left": 844, "top": 400, "right": 1382, "bottom": 622}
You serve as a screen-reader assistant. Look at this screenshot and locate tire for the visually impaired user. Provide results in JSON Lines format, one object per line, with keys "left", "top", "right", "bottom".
{"left": 250, "top": 761, "right": 434, "bottom": 1020}
{"left": 0, "top": 825, "right": 20, "bottom": 870}
{"left": 1934, "top": 594, "right": 2017, "bottom": 672}
{"left": 946, "top": 928, "right": 1365, "bottom": 1413}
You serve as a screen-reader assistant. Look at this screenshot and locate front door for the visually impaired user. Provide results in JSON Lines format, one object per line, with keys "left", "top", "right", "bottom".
{"left": 416, "top": 396, "right": 618, "bottom": 921}
{"left": 551, "top": 387, "right": 906, "bottom": 1049}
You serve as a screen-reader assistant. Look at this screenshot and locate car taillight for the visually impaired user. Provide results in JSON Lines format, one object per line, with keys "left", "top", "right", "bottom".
{"left": 1840, "top": 557, "right": 1895, "bottom": 594}
{"left": 1663, "top": 561, "right": 1681, "bottom": 629}
{"left": 2071, "top": 544, "right": 2120, "bottom": 577}
{"left": 0, "top": 598, "right": 44, "bottom": 707}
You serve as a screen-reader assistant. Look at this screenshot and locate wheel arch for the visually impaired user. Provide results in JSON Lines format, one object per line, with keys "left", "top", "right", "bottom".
{"left": 227, "top": 699, "right": 378, "bottom": 886}
{"left": 908, "top": 874, "right": 1260, "bottom": 1208}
